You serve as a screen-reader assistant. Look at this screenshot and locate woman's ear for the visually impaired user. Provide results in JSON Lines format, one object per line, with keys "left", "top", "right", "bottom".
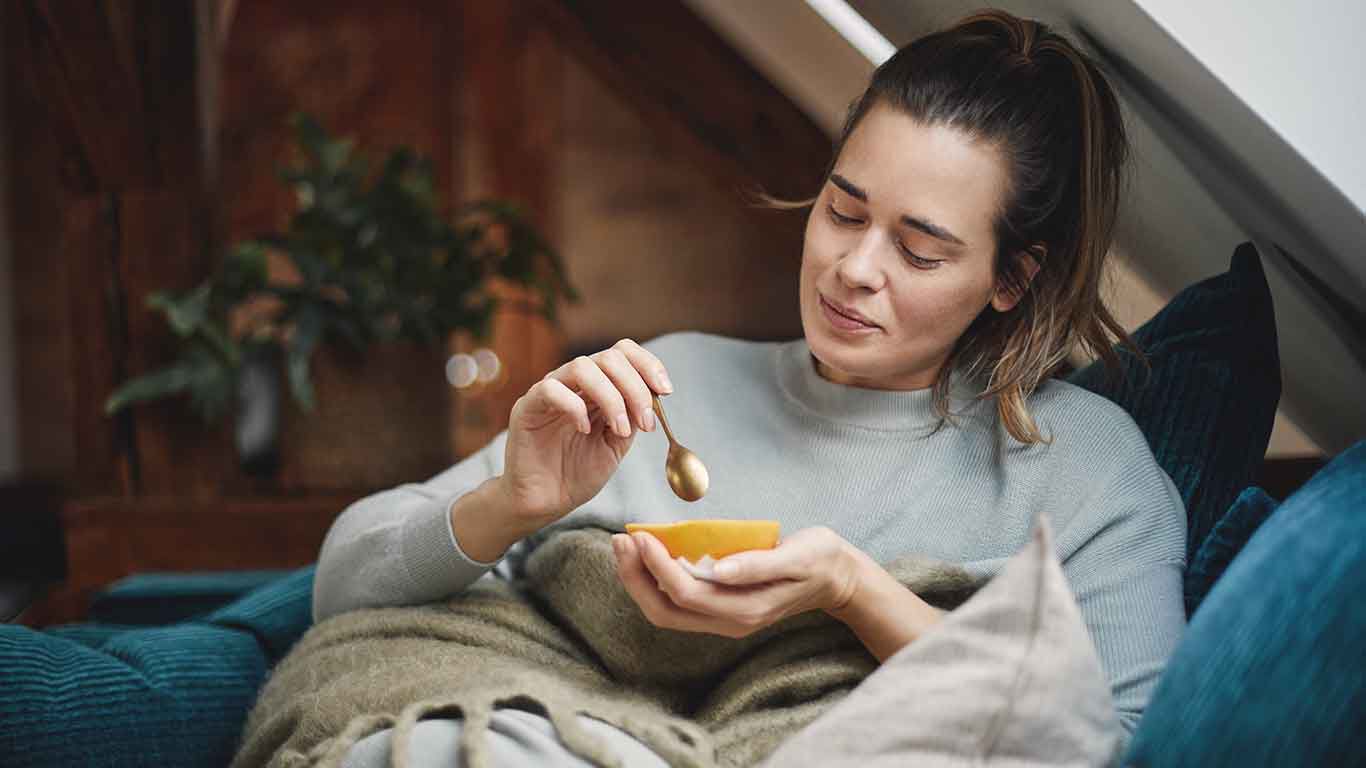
{"left": 990, "top": 247, "right": 1043, "bottom": 312}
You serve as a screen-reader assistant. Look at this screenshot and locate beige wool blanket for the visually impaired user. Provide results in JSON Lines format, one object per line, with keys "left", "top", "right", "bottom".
{"left": 231, "top": 528, "right": 983, "bottom": 768}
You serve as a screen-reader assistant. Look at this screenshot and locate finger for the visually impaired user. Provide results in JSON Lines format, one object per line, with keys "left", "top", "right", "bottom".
{"left": 547, "top": 356, "right": 632, "bottom": 438}
{"left": 714, "top": 528, "right": 840, "bottom": 586}
{"left": 710, "top": 547, "right": 799, "bottom": 586}
{"left": 614, "top": 535, "right": 689, "bottom": 626}
{"left": 527, "top": 376, "right": 592, "bottom": 435}
{"left": 612, "top": 533, "right": 651, "bottom": 590}
{"left": 632, "top": 533, "right": 718, "bottom": 610}
{"left": 631, "top": 533, "right": 799, "bottom": 630}
{"left": 616, "top": 535, "right": 761, "bottom": 637}
{"left": 610, "top": 338, "right": 673, "bottom": 395}
{"left": 619, "top": 535, "right": 804, "bottom": 637}
{"left": 591, "top": 347, "right": 656, "bottom": 432}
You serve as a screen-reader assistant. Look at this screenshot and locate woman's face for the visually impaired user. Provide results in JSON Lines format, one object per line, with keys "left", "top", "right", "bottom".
{"left": 800, "top": 103, "right": 1021, "bottom": 390}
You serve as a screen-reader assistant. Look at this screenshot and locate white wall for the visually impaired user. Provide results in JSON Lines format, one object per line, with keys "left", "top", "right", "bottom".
{"left": 1133, "top": 0, "right": 1366, "bottom": 215}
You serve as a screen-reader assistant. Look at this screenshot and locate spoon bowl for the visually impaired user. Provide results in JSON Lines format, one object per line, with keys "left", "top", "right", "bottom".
{"left": 652, "top": 393, "right": 709, "bottom": 501}
{"left": 665, "top": 443, "right": 709, "bottom": 501}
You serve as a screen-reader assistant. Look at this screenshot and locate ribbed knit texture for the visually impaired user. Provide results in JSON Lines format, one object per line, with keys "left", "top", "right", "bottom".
{"left": 89, "top": 570, "right": 296, "bottom": 625}
{"left": 0, "top": 566, "right": 315, "bottom": 768}
{"left": 1067, "top": 242, "right": 1280, "bottom": 572}
{"left": 1183, "top": 486, "right": 1279, "bottom": 616}
{"left": 315, "top": 332, "right": 1187, "bottom": 740}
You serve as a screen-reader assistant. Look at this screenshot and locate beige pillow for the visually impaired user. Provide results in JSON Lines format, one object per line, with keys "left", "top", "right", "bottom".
{"left": 760, "top": 515, "right": 1122, "bottom": 768}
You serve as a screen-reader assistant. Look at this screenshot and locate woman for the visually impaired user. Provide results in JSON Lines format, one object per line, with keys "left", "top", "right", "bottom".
{"left": 299, "top": 10, "right": 1186, "bottom": 767}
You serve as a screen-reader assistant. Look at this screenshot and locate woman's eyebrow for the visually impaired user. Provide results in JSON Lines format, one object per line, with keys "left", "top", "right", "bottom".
{"left": 829, "top": 173, "right": 966, "bottom": 247}
{"left": 829, "top": 173, "right": 868, "bottom": 201}
{"left": 901, "top": 214, "right": 966, "bottom": 247}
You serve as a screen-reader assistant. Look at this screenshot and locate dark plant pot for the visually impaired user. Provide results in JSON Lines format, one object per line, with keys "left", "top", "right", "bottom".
{"left": 274, "top": 342, "right": 452, "bottom": 492}
{"left": 235, "top": 346, "right": 282, "bottom": 477}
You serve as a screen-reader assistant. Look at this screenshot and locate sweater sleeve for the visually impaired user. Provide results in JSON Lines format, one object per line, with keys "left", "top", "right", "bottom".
{"left": 312, "top": 430, "right": 515, "bottom": 623}
{"left": 1057, "top": 441, "right": 1187, "bottom": 745}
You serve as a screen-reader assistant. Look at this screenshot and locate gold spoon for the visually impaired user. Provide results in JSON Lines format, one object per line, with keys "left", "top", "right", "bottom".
{"left": 651, "top": 393, "right": 709, "bottom": 501}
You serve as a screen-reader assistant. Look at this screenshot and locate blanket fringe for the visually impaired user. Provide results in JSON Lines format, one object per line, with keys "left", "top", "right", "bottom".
{"left": 543, "top": 705, "right": 621, "bottom": 768}
{"left": 236, "top": 531, "right": 982, "bottom": 768}
{"left": 456, "top": 702, "right": 493, "bottom": 768}
{"left": 391, "top": 700, "right": 474, "bottom": 768}
{"left": 310, "top": 713, "right": 398, "bottom": 768}
{"left": 613, "top": 713, "right": 714, "bottom": 768}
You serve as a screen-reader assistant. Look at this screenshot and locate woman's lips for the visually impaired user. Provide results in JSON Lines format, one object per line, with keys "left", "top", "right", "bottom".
{"left": 820, "top": 295, "right": 879, "bottom": 332}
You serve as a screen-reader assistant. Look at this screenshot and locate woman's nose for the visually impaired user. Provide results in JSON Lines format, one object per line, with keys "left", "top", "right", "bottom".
{"left": 837, "top": 230, "right": 886, "bottom": 291}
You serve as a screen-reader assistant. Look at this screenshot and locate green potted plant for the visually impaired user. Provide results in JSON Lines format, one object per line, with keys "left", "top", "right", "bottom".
{"left": 106, "top": 115, "right": 577, "bottom": 474}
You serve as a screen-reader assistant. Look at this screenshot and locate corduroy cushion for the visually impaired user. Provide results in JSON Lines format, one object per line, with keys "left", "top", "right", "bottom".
{"left": 0, "top": 566, "right": 314, "bottom": 768}
{"left": 1066, "top": 242, "right": 1281, "bottom": 584}
{"left": 1182, "top": 486, "right": 1279, "bottom": 616}
{"left": 1124, "top": 440, "right": 1366, "bottom": 766}
{"left": 88, "top": 570, "right": 295, "bottom": 625}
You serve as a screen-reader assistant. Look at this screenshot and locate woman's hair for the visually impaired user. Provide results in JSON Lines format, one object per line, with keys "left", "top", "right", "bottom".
{"left": 788, "top": 10, "right": 1143, "bottom": 444}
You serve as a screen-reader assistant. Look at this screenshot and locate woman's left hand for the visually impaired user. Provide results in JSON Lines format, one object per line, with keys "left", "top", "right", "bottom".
{"left": 612, "top": 526, "right": 864, "bottom": 639}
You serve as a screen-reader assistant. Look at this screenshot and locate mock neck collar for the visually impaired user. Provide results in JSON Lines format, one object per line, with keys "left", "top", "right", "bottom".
{"left": 774, "top": 338, "right": 988, "bottom": 432}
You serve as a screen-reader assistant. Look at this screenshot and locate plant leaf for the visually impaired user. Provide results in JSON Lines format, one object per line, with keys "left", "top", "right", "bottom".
{"left": 218, "top": 241, "right": 270, "bottom": 301}
{"left": 147, "top": 282, "right": 212, "bottom": 338}
{"left": 104, "top": 363, "right": 197, "bottom": 414}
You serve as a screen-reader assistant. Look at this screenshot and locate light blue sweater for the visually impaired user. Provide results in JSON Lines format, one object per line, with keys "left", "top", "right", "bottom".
{"left": 314, "top": 331, "right": 1186, "bottom": 736}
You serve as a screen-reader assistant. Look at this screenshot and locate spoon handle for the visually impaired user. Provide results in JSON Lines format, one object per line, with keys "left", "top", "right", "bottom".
{"left": 651, "top": 394, "right": 679, "bottom": 445}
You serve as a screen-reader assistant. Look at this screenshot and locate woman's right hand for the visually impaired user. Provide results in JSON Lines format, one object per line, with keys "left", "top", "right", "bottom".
{"left": 496, "top": 338, "right": 673, "bottom": 533}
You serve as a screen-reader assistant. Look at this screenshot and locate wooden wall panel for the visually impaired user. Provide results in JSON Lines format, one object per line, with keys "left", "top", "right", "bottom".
{"left": 554, "top": 51, "right": 805, "bottom": 352}
{"left": 4, "top": 1, "right": 224, "bottom": 497}
{"left": 219, "top": 0, "right": 455, "bottom": 243}
{"left": 62, "top": 197, "right": 135, "bottom": 494}
{"left": 4, "top": 3, "right": 133, "bottom": 495}
{"left": 538, "top": 0, "right": 832, "bottom": 202}
{"left": 449, "top": 3, "right": 568, "bottom": 458}
{"left": 219, "top": 0, "right": 457, "bottom": 491}
{"left": 115, "top": 1, "right": 226, "bottom": 497}
{"left": 119, "top": 185, "right": 234, "bottom": 498}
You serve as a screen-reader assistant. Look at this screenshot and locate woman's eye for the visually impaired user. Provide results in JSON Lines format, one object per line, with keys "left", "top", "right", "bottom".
{"left": 827, "top": 205, "right": 861, "bottom": 226}
{"left": 898, "top": 243, "right": 943, "bottom": 270}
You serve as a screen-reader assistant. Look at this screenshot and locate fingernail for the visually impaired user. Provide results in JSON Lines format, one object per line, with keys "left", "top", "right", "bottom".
{"left": 611, "top": 534, "right": 625, "bottom": 555}
{"left": 615, "top": 414, "right": 631, "bottom": 437}
{"left": 714, "top": 562, "right": 737, "bottom": 580}
{"left": 658, "top": 372, "right": 674, "bottom": 394}
{"left": 642, "top": 410, "right": 656, "bottom": 432}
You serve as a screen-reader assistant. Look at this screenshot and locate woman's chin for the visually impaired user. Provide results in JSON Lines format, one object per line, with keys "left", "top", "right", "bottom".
{"left": 806, "top": 340, "right": 863, "bottom": 384}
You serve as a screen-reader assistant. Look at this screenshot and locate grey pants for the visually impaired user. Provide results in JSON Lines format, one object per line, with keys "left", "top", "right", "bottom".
{"left": 341, "top": 709, "right": 671, "bottom": 768}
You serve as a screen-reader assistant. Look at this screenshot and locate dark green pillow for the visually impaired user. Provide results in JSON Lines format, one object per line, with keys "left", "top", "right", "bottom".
{"left": 89, "top": 570, "right": 295, "bottom": 626}
{"left": 1066, "top": 242, "right": 1281, "bottom": 582}
{"left": 0, "top": 566, "right": 314, "bottom": 767}
{"left": 1183, "top": 486, "right": 1279, "bottom": 616}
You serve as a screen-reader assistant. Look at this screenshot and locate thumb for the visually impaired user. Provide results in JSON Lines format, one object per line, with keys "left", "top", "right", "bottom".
{"left": 711, "top": 547, "right": 790, "bottom": 585}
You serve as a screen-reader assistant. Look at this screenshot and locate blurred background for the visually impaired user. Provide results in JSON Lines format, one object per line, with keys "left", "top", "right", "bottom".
{"left": 1, "top": 0, "right": 1359, "bottom": 625}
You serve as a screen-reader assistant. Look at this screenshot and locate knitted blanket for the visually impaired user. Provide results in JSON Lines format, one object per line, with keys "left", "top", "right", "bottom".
{"left": 231, "top": 528, "right": 982, "bottom": 768}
